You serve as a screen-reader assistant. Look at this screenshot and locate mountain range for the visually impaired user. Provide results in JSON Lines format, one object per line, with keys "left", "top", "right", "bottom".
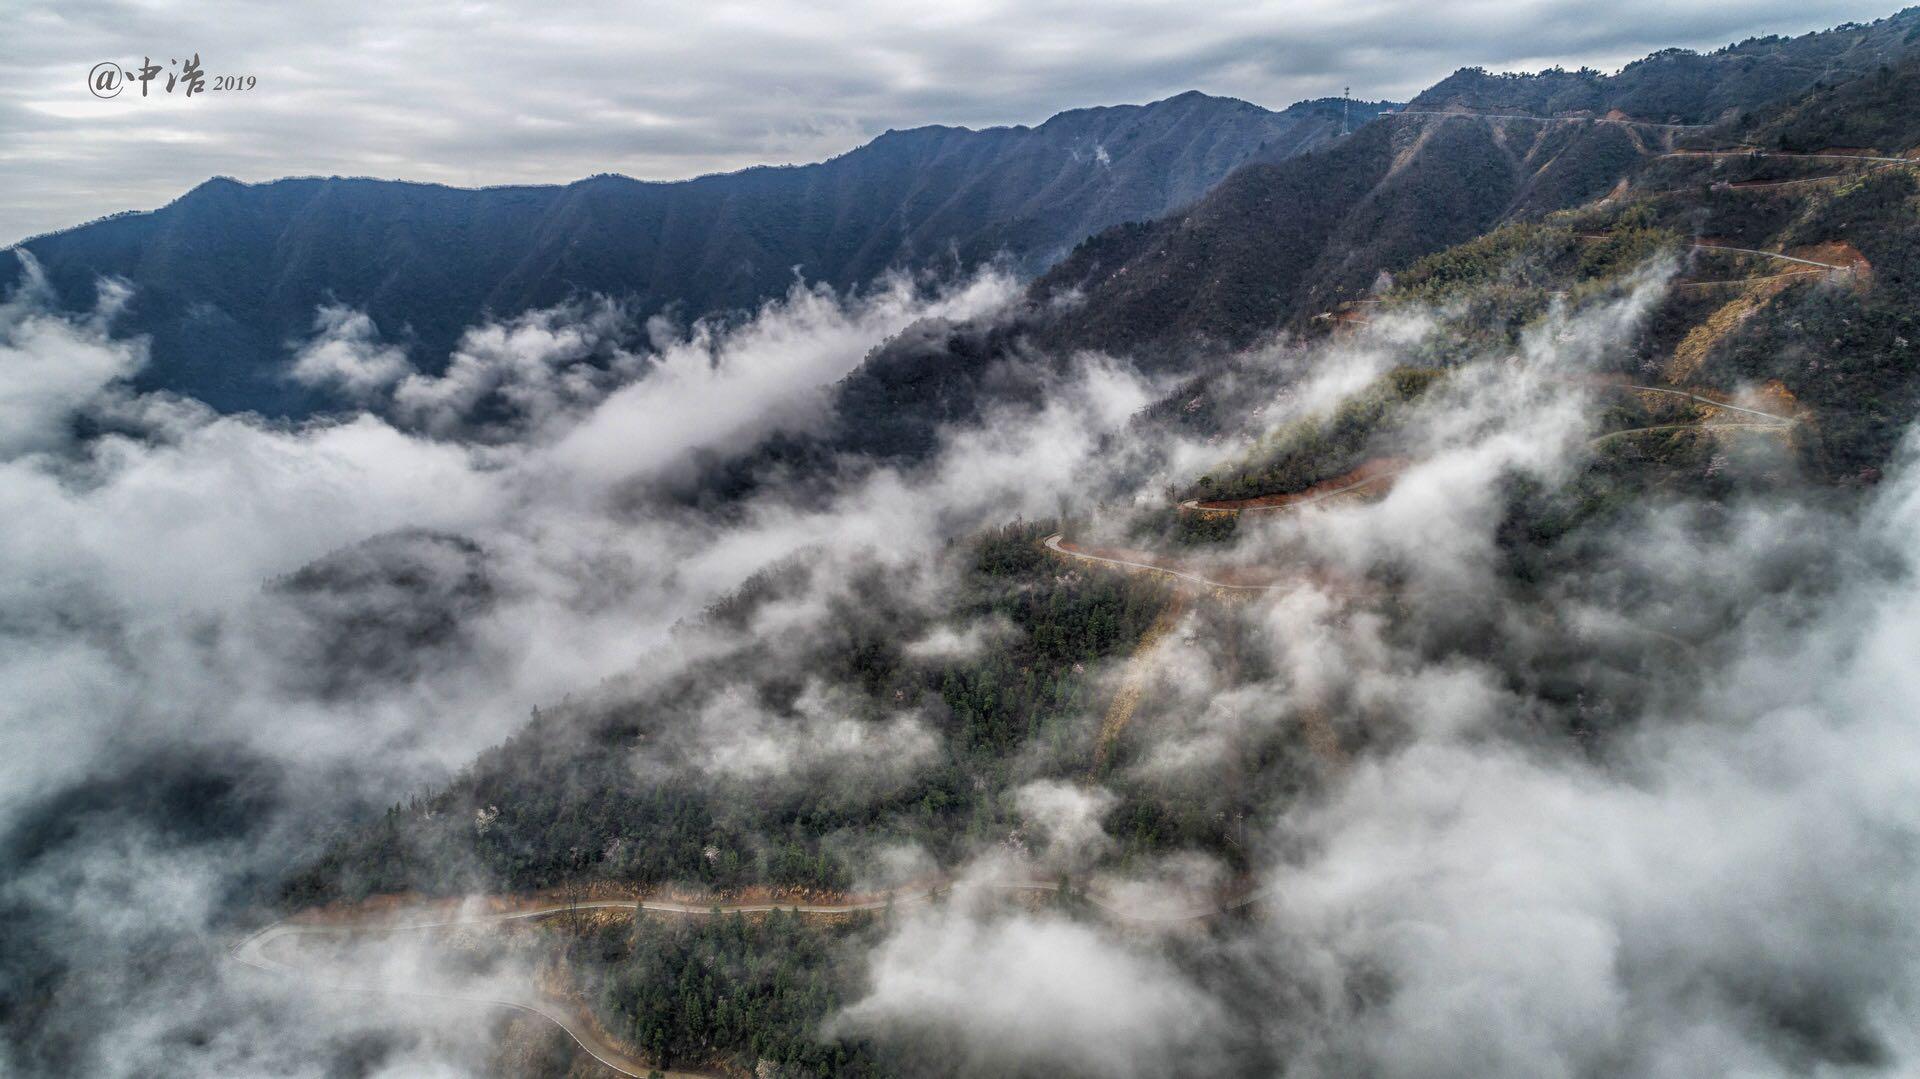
{"left": 7, "top": 8, "right": 1920, "bottom": 456}
{"left": 3, "top": 92, "right": 1386, "bottom": 415}
{"left": 16, "top": 7, "right": 1920, "bottom": 1077}
{"left": 809, "top": 8, "right": 1920, "bottom": 464}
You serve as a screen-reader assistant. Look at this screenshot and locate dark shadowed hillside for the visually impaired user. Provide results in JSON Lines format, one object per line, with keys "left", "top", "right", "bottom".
{"left": 808, "top": 9, "right": 1920, "bottom": 466}
{"left": 2, "top": 93, "right": 1387, "bottom": 416}
{"left": 1725, "top": 46, "right": 1920, "bottom": 152}
{"left": 1007, "top": 8, "right": 1920, "bottom": 359}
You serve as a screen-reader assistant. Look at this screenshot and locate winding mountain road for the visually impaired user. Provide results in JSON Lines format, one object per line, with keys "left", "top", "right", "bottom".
{"left": 1574, "top": 205, "right": 1867, "bottom": 277}
{"left": 1687, "top": 241, "right": 1854, "bottom": 272}
{"left": 246, "top": 294, "right": 1805, "bottom": 1077}
{"left": 1630, "top": 148, "right": 1920, "bottom": 200}
{"left": 1049, "top": 375, "right": 1798, "bottom": 612}
{"left": 235, "top": 909, "right": 682, "bottom": 1078}
{"left": 234, "top": 876, "right": 1255, "bottom": 1077}
{"left": 1675, "top": 269, "right": 1824, "bottom": 288}
{"left": 1588, "top": 420, "right": 1792, "bottom": 447}
{"left": 1044, "top": 532, "right": 1307, "bottom": 593}
{"left": 1614, "top": 382, "right": 1800, "bottom": 424}
{"left": 1158, "top": 384, "right": 1795, "bottom": 520}
{"left": 1661, "top": 149, "right": 1915, "bottom": 164}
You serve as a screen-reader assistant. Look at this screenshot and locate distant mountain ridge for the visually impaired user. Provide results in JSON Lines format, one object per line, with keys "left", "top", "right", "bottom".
{"left": 1025, "top": 7, "right": 1920, "bottom": 356}
{"left": 807, "top": 7, "right": 1920, "bottom": 465}
{"left": 3, "top": 91, "right": 1389, "bottom": 416}
{"left": 1406, "top": 14, "right": 1920, "bottom": 122}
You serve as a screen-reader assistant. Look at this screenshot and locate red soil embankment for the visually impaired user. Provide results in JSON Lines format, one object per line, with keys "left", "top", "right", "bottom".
{"left": 1793, "top": 241, "right": 1872, "bottom": 280}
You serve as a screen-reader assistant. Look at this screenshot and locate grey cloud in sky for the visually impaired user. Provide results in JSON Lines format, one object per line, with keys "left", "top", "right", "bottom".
{"left": 0, "top": 0, "right": 1902, "bottom": 244}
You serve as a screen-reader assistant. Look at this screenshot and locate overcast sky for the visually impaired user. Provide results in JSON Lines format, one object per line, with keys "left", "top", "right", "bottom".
{"left": 0, "top": 0, "right": 1903, "bottom": 245}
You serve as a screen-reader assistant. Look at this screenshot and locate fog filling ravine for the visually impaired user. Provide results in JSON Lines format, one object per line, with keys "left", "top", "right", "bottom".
{"left": 11, "top": 5, "right": 1920, "bottom": 1078}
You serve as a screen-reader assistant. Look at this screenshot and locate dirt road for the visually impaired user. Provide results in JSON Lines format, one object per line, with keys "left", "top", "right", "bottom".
{"left": 234, "top": 875, "right": 1253, "bottom": 1076}
{"left": 234, "top": 912, "right": 688, "bottom": 1078}
{"left": 1043, "top": 532, "right": 1295, "bottom": 592}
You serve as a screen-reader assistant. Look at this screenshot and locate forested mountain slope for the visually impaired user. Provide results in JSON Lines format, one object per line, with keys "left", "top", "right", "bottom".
{"left": 807, "top": 8, "right": 1920, "bottom": 466}
{"left": 103, "top": 11, "right": 1920, "bottom": 1079}
{"left": 2, "top": 92, "right": 1384, "bottom": 416}
{"left": 1406, "top": 12, "right": 1920, "bottom": 122}
{"left": 1028, "top": 8, "right": 1920, "bottom": 357}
